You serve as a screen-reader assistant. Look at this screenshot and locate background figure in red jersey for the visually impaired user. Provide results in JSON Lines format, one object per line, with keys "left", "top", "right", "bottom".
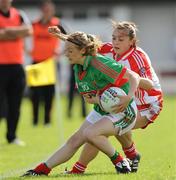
{"left": 27, "top": 0, "right": 66, "bottom": 126}
{"left": 0, "top": 0, "right": 32, "bottom": 146}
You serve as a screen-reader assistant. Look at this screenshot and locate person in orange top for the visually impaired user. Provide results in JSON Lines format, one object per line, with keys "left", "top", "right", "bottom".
{"left": 28, "top": 0, "right": 66, "bottom": 126}
{"left": 0, "top": 0, "right": 32, "bottom": 145}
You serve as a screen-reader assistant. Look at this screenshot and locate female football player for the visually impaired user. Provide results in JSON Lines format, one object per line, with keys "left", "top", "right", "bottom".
{"left": 22, "top": 26, "right": 153, "bottom": 176}
{"left": 69, "top": 21, "right": 163, "bottom": 174}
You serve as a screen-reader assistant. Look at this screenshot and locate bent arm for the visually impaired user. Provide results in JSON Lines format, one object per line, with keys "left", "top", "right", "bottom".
{"left": 0, "top": 25, "right": 32, "bottom": 40}
{"left": 0, "top": 10, "right": 32, "bottom": 41}
{"left": 111, "top": 68, "right": 140, "bottom": 113}
{"left": 123, "top": 69, "right": 140, "bottom": 98}
{"left": 48, "top": 26, "right": 68, "bottom": 41}
{"left": 15, "top": 10, "right": 33, "bottom": 38}
{"left": 0, "top": 29, "right": 12, "bottom": 40}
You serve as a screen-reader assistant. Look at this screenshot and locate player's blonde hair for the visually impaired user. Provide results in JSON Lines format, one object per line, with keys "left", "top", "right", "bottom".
{"left": 111, "top": 20, "right": 138, "bottom": 46}
{"left": 67, "top": 31, "right": 102, "bottom": 56}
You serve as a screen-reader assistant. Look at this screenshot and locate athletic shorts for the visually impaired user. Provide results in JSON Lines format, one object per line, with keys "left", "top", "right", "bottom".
{"left": 138, "top": 98, "right": 163, "bottom": 129}
{"left": 86, "top": 101, "right": 137, "bottom": 136}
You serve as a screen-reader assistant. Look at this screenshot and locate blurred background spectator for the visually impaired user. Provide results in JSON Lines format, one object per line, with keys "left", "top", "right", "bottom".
{"left": 0, "top": 0, "right": 32, "bottom": 145}
{"left": 26, "top": 0, "right": 66, "bottom": 126}
{"left": 0, "top": 97, "right": 7, "bottom": 120}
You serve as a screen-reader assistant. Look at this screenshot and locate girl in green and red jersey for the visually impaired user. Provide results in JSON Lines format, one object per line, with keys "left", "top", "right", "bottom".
{"left": 22, "top": 26, "right": 153, "bottom": 177}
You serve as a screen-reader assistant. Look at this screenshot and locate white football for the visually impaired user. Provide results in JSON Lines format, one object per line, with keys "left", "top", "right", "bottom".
{"left": 100, "top": 87, "right": 126, "bottom": 113}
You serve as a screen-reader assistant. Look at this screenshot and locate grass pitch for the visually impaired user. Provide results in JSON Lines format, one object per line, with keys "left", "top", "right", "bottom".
{"left": 0, "top": 95, "right": 176, "bottom": 180}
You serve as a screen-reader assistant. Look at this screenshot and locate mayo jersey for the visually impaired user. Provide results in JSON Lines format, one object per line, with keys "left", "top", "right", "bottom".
{"left": 74, "top": 54, "right": 128, "bottom": 115}
{"left": 99, "top": 43, "right": 163, "bottom": 108}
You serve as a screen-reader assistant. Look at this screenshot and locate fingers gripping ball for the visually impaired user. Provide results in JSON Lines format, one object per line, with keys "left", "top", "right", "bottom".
{"left": 100, "top": 87, "right": 126, "bottom": 113}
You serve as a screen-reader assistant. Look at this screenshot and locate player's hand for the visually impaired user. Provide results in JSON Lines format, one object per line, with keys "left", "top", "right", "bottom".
{"left": 83, "top": 91, "right": 100, "bottom": 104}
{"left": 111, "top": 95, "right": 132, "bottom": 113}
{"left": 48, "top": 26, "right": 61, "bottom": 35}
{"left": 48, "top": 26, "right": 68, "bottom": 41}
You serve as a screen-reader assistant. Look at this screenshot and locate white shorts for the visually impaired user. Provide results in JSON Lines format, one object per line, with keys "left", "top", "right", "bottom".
{"left": 86, "top": 101, "right": 137, "bottom": 136}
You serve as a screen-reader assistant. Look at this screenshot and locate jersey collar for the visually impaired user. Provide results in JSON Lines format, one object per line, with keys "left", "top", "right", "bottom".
{"left": 73, "top": 55, "right": 94, "bottom": 72}
{"left": 83, "top": 55, "right": 93, "bottom": 70}
{"left": 116, "top": 47, "right": 135, "bottom": 61}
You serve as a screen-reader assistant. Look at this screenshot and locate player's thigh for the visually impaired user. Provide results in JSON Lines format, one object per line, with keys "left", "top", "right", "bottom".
{"left": 67, "top": 120, "right": 92, "bottom": 146}
{"left": 78, "top": 119, "right": 92, "bottom": 132}
{"left": 133, "top": 112, "right": 148, "bottom": 129}
{"left": 84, "top": 117, "right": 117, "bottom": 137}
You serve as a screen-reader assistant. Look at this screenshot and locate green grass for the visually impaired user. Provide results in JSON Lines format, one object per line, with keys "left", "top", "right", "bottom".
{"left": 0, "top": 95, "right": 176, "bottom": 180}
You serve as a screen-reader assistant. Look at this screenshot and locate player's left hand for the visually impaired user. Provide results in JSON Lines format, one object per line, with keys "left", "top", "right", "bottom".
{"left": 111, "top": 95, "right": 132, "bottom": 113}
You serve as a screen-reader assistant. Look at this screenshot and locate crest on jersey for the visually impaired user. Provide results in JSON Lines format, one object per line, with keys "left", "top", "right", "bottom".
{"left": 139, "top": 67, "right": 146, "bottom": 76}
{"left": 79, "top": 82, "right": 90, "bottom": 91}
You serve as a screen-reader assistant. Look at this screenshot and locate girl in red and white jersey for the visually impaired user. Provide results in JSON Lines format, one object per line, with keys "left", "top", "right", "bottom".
{"left": 99, "top": 21, "right": 163, "bottom": 129}
{"left": 68, "top": 21, "right": 163, "bottom": 174}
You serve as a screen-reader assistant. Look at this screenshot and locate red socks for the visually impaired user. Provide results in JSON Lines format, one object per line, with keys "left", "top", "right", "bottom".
{"left": 34, "top": 163, "right": 51, "bottom": 175}
{"left": 123, "top": 143, "right": 138, "bottom": 159}
{"left": 34, "top": 162, "right": 86, "bottom": 175}
{"left": 70, "top": 161, "right": 87, "bottom": 174}
{"left": 110, "top": 151, "right": 123, "bottom": 165}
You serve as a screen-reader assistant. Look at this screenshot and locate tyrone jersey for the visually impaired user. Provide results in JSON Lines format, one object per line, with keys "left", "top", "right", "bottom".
{"left": 74, "top": 54, "right": 128, "bottom": 115}
{"left": 99, "top": 43, "right": 163, "bottom": 109}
